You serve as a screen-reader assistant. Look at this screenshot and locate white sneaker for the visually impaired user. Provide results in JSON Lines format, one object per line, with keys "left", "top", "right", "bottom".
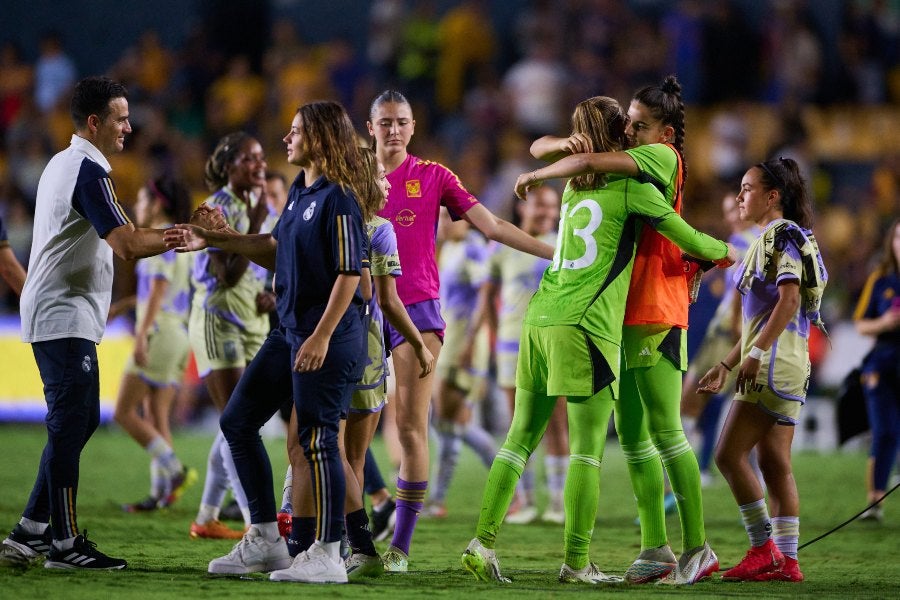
{"left": 208, "top": 527, "right": 292, "bottom": 575}
{"left": 505, "top": 504, "right": 538, "bottom": 525}
{"left": 345, "top": 552, "right": 384, "bottom": 580}
{"left": 461, "top": 538, "right": 510, "bottom": 583}
{"left": 624, "top": 544, "right": 676, "bottom": 583}
{"left": 859, "top": 505, "right": 883, "bottom": 522}
{"left": 559, "top": 562, "right": 624, "bottom": 584}
{"left": 270, "top": 541, "right": 347, "bottom": 583}
{"left": 541, "top": 507, "right": 565, "bottom": 524}
{"left": 657, "top": 541, "right": 719, "bottom": 585}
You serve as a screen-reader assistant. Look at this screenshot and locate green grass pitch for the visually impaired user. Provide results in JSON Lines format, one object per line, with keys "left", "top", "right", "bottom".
{"left": 0, "top": 423, "right": 894, "bottom": 598}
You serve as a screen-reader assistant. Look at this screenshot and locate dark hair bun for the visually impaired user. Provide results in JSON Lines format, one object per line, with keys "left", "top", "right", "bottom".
{"left": 661, "top": 75, "right": 681, "bottom": 96}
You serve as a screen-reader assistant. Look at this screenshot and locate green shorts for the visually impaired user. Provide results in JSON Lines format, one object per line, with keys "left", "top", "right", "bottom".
{"left": 189, "top": 309, "right": 267, "bottom": 376}
{"left": 124, "top": 319, "right": 190, "bottom": 387}
{"left": 516, "top": 323, "right": 619, "bottom": 399}
{"left": 622, "top": 324, "right": 687, "bottom": 371}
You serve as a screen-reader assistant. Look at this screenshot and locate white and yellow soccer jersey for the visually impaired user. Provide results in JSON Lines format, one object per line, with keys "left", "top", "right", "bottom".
{"left": 487, "top": 232, "right": 556, "bottom": 346}
{"left": 190, "top": 186, "right": 277, "bottom": 333}
{"left": 736, "top": 219, "right": 827, "bottom": 402}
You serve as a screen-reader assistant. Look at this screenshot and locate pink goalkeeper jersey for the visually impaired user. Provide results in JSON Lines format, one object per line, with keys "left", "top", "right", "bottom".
{"left": 378, "top": 153, "right": 479, "bottom": 305}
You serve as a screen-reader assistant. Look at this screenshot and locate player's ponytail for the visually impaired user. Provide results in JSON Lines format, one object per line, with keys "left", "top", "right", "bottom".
{"left": 204, "top": 132, "right": 251, "bottom": 191}
{"left": 756, "top": 157, "right": 812, "bottom": 229}
{"left": 569, "top": 96, "right": 628, "bottom": 191}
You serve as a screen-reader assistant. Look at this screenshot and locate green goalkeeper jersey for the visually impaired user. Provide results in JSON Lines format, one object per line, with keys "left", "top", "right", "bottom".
{"left": 524, "top": 174, "right": 727, "bottom": 345}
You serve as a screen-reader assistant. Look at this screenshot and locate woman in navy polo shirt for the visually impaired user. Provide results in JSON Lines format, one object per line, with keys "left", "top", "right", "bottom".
{"left": 168, "top": 100, "right": 367, "bottom": 584}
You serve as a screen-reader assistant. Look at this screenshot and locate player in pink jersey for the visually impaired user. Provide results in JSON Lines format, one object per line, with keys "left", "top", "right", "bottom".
{"left": 368, "top": 90, "right": 554, "bottom": 571}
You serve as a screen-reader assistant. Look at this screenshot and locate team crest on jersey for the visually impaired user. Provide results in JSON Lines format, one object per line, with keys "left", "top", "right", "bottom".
{"left": 395, "top": 208, "right": 416, "bottom": 227}
{"left": 82, "top": 355, "right": 92, "bottom": 373}
{"left": 303, "top": 201, "right": 317, "bottom": 221}
{"left": 405, "top": 180, "right": 421, "bottom": 197}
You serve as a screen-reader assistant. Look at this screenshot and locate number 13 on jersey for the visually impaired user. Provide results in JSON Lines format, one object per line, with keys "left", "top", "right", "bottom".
{"left": 551, "top": 199, "right": 603, "bottom": 272}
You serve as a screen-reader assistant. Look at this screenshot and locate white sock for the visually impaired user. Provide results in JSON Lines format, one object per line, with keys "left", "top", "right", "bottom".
{"left": 199, "top": 432, "right": 230, "bottom": 510}
{"left": 18, "top": 517, "right": 48, "bottom": 535}
{"left": 146, "top": 435, "right": 183, "bottom": 477}
{"left": 771, "top": 516, "right": 799, "bottom": 559}
{"left": 253, "top": 521, "right": 280, "bottom": 542}
{"left": 317, "top": 539, "right": 341, "bottom": 561}
{"left": 545, "top": 454, "right": 568, "bottom": 504}
{"left": 738, "top": 498, "right": 771, "bottom": 547}
{"left": 219, "top": 436, "right": 251, "bottom": 527}
{"left": 196, "top": 503, "right": 220, "bottom": 525}
{"left": 151, "top": 458, "right": 166, "bottom": 498}
{"left": 280, "top": 465, "right": 293, "bottom": 513}
{"left": 52, "top": 535, "right": 76, "bottom": 551}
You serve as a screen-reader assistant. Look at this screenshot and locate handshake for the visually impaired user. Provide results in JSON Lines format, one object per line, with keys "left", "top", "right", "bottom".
{"left": 187, "top": 203, "right": 228, "bottom": 232}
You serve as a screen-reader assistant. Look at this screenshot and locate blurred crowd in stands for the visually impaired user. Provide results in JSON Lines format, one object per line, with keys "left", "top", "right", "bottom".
{"left": 0, "top": 0, "right": 898, "bottom": 356}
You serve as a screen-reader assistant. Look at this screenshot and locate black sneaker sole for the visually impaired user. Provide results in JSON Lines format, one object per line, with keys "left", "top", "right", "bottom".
{"left": 45, "top": 559, "right": 127, "bottom": 570}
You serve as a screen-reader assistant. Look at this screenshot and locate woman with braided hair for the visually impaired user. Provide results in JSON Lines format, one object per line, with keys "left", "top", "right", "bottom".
{"left": 519, "top": 75, "right": 719, "bottom": 585}
{"left": 464, "top": 94, "right": 733, "bottom": 585}
{"left": 187, "top": 132, "right": 277, "bottom": 540}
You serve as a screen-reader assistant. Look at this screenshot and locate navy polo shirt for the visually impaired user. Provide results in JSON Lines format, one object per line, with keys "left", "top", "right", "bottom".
{"left": 272, "top": 173, "right": 366, "bottom": 333}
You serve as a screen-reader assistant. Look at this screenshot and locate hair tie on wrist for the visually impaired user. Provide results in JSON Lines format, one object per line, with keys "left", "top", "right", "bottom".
{"left": 719, "top": 361, "right": 733, "bottom": 372}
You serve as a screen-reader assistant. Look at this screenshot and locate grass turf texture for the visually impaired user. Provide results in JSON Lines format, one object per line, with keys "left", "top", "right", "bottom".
{"left": 0, "top": 423, "right": 894, "bottom": 599}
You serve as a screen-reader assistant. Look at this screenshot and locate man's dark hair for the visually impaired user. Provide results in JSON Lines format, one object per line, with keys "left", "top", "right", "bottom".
{"left": 70, "top": 76, "right": 128, "bottom": 127}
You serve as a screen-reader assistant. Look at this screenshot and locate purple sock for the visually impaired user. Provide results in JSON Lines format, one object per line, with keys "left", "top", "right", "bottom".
{"left": 390, "top": 478, "right": 427, "bottom": 554}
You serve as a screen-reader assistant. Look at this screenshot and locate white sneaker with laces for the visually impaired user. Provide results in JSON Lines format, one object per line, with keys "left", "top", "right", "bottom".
{"left": 657, "top": 541, "right": 719, "bottom": 585}
{"left": 461, "top": 538, "right": 510, "bottom": 583}
{"left": 559, "top": 562, "right": 624, "bottom": 584}
{"left": 270, "top": 541, "right": 347, "bottom": 583}
{"left": 208, "top": 527, "right": 292, "bottom": 575}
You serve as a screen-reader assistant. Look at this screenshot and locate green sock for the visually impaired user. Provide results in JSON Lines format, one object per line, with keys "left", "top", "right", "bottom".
{"left": 615, "top": 368, "right": 667, "bottom": 549}
{"left": 563, "top": 454, "right": 600, "bottom": 569}
{"left": 635, "top": 359, "right": 707, "bottom": 552}
{"left": 562, "top": 388, "right": 614, "bottom": 570}
{"left": 475, "top": 388, "right": 556, "bottom": 548}
{"left": 656, "top": 431, "right": 705, "bottom": 550}
{"left": 475, "top": 444, "right": 526, "bottom": 548}
{"left": 621, "top": 439, "right": 667, "bottom": 549}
